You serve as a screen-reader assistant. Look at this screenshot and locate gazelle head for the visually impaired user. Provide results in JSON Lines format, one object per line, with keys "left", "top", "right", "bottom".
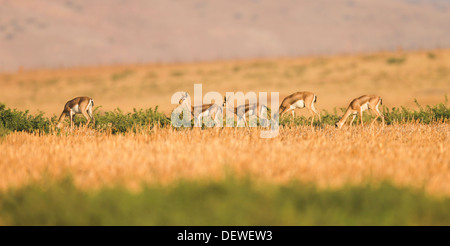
{"left": 179, "top": 92, "right": 188, "bottom": 105}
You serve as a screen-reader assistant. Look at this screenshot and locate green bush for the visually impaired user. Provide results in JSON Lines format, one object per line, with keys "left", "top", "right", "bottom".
{"left": 386, "top": 57, "right": 406, "bottom": 64}
{"left": 90, "top": 107, "right": 171, "bottom": 134}
{"left": 0, "top": 121, "right": 10, "bottom": 137}
{"left": 111, "top": 70, "right": 134, "bottom": 81}
{"left": 381, "top": 98, "right": 450, "bottom": 125}
{"left": 0, "top": 103, "right": 51, "bottom": 134}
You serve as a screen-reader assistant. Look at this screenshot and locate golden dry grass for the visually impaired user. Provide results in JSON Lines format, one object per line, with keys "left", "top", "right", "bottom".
{"left": 0, "top": 123, "right": 448, "bottom": 196}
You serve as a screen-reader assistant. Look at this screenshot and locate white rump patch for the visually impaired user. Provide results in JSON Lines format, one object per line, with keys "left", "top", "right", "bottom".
{"left": 290, "top": 100, "right": 305, "bottom": 109}
{"left": 360, "top": 103, "right": 369, "bottom": 112}
{"left": 86, "top": 99, "right": 93, "bottom": 111}
{"left": 71, "top": 105, "right": 81, "bottom": 114}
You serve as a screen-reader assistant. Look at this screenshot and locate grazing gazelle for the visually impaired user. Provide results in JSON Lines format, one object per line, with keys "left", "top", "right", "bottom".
{"left": 277, "top": 91, "right": 321, "bottom": 127}
{"left": 179, "top": 92, "right": 222, "bottom": 127}
{"left": 222, "top": 96, "right": 269, "bottom": 127}
{"left": 56, "top": 96, "right": 94, "bottom": 129}
{"left": 335, "top": 95, "right": 384, "bottom": 129}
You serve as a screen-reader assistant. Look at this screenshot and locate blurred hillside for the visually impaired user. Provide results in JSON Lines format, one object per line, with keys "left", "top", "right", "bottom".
{"left": 0, "top": 0, "right": 449, "bottom": 71}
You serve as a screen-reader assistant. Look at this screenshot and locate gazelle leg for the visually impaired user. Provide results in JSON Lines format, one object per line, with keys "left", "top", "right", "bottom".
{"left": 376, "top": 105, "right": 385, "bottom": 125}
{"left": 211, "top": 114, "right": 216, "bottom": 127}
{"left": 370, "top": 109, "right": 380, "bottom": 125}
{"left": 237, "top": 115, "right": 250, "bottom": 131}
{"left": 235, "top": 116, "right": 250, "bottom": 133}
{"left": 212, "top": 112, "right": 221, "bottom": 127}
{"left": 311, "top": 103, "right": 321, "bottom": 122}
{"left": 70, "top": 112, "right": 74, "bottom": 129}
{"left": 359, "top": 110, "right": 364, "bottom": 126}
{"left": 256, "top": 108, "right": 264, "bottom": 127}
{"left": 237, "top": 116, "right": 243, "bottom": 127}
{"left": 350, "top": 113, "right": 356, "bottom": 126}
{"left": 197, "top": 115, "right": 202, "bottom": 127}
{"left": 260, "top": 116, "right": 268, "bottom": 127}
{"left": 215, "top": 117, "right": 221, "bottom": 127}
{"left": 81, "top": 111, "right": 91, "bottom": 128}
{"left": 88, "top": 107, "right": 95, "bottom": 125}
{"left": 308, "top": 108, "right": 315, "bottom": 127}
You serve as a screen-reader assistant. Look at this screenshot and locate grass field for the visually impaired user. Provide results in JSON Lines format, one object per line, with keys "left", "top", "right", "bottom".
{"left": 0, "top": 124, "right": 449, "bottom": 225}
{"left": 1, "top": 124, "right": 448, "bottom": 194}
{"left": 0, "top": 49, "right": 449, "bottom": 225}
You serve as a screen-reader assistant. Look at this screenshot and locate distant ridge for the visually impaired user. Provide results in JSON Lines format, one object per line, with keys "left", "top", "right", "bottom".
{"left": 1, "top": 0, "right": 449, "bottom": 71}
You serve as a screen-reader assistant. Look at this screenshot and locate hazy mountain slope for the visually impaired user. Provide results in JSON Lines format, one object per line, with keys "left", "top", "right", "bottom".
{"left": 0, "top": 0, "right": 449, "bottom": 71}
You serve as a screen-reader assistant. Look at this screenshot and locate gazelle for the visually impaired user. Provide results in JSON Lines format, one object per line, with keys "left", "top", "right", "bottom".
{"left": 277, "top": 91, "right": 321, "bottom": 127}
{"left": 56, "top": 96, "right": 94, "bottom": 128}
{"left": 222, "top": 96, "right": 269, "bottom": 127}
{"left": 335, "top": 95, "right": 384, "bottom": 129}
{"left": 179, "top": 92, "right": 222, "bottom": 127}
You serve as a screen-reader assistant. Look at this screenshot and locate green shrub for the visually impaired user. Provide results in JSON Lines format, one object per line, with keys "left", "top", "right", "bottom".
{"left": 386, "top": 57, "right": 406, "bottom": 64}
{"left": 73, "top": 106, "right": 171, "bottom": 134}
{"left": 111, "top": 70, "right": 134, "bottom": 81}
{"left": 0, "top": 103, "right": 51, "bottom": 134}
{"left": 428, "top": 52, "right": 436, "bottom": 60}
{"left": 0, "top": 121, "right": 10, "bottom": 137}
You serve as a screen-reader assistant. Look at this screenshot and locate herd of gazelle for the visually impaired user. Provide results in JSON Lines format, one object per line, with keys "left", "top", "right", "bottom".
{"left": 56, "top": 93, "right": 384, "bottom": 129}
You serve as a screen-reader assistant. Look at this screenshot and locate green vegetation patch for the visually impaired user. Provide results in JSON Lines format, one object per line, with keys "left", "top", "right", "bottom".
{"left": 111, "top": 70, "right": 134, "bottom": 81}
{"left": 0, "top": 103, "right": 50, "bottom": 135}
{"left": 0, "top": 178, "right": 449, "bottom": 225}
{"left": 386, "top": 57, "right": 406, "bottom": 65}
{"left": 71, "top": 106, "right": 171, "bottom": 134}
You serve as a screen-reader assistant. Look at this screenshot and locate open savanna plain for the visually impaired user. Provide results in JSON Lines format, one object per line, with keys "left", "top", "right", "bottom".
{"left": 0, "top": 49, "right": 449, "bottom": 225}
{"left": 1, "top": 49, "right": 450, "bottom": 116}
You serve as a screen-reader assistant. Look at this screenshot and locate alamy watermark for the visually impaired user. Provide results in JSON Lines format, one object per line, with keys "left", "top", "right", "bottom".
{"left": 171, "top": 84, "right": 279, "bottom": 138}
